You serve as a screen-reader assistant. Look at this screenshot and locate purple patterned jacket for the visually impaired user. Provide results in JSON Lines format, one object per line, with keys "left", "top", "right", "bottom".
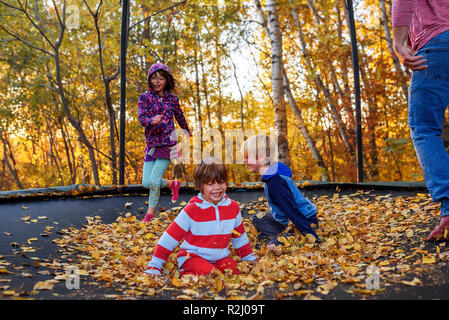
{"left": 137, "top": 89, "right": 190, "bottom": 159}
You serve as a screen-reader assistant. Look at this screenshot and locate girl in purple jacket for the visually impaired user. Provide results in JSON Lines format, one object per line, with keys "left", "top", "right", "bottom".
{"left": 138, "top": 63, "right": 190, "bottom": 222}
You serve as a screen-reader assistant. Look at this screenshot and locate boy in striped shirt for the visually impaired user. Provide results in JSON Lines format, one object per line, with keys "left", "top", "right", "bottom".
{"left": 145, "top": 157, "right": 257, "bottom": 276}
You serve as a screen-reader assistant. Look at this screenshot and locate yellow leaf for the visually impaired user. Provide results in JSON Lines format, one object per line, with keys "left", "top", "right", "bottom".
{"left": 33, "top": 280, "right": 56, "bottom": 290}
{"left": 303, "top": 278, "right": 314, "bottom": 284}
{"left": 354, "top": 289, "right": 376, "bottom": 295}
{"left": 325, "top": 238, "right": 336, "bottom": 246}
{"left": 378, "top": 260, "right": 390, "bottom": 266}
{"left": 132, "top": 246, "right": 139, "bottom": 254}
{"left": 278, "top": 236, "right": 291, "bottom": 247}
{"left": 145, "top": 233, "right": 152, "bottom": 240}
{"left": 136, "top": 256, "right": 147, "bottom": 268}
{"left": 294, "top": 290, "right": 314, "bottom": 297}
{"left": 2, "top": 290, "right": 16, "bottom": 296}
{"left": 248, "top": 210, "right": 255, "bottom": 214}
{"left": 27, "top": 238, "right": 38, "bottom": 244}
{"left": 91, "top": 251, "right": 100, "bottom": 260}
{"left": 172, "top": 276, "right": 182, "bottom": 287}
{"left": 165, "top": 262, "right": 175, "bottom": 271}
{"left": 417, "top": 193, "right": 427, "bottom": 198}
{"left": 346, "top": 232, "right": 354, "bottom": 244}
{"left": 353, "top": 243, "right": 361, "bottom": 251}
{"left": 215, "top": 277, "right": 223, "bottom": 293}
{"left": 422, "top": 255, "right": 436, "bottom": 264}
{"left": 99, "top": 270, "right": 113, "bottom": 282}
{"left": 0, "top": 269, "right": 11, "bottom": 274}
{"left": 401, "top": 278, "right": 422, "bottom": 286}
{"left": 22, "top": 206, "right": 29, "bottom": 210}
{"left": 232, "top": 230, "right": 241, "bottom": 237}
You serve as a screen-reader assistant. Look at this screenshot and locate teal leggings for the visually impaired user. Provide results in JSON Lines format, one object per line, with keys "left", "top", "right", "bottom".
{"left": 142, "top": 159, "right": 170, "bottom": 208}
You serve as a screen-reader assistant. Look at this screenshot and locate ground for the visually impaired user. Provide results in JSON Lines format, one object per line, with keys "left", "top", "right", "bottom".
{"left": 0, "top": 185, "right": 448, "bottom": 301}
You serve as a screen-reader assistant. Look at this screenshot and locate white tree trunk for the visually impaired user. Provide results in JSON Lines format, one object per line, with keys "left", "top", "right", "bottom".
{"left": 264, "top": 0, "right": 290, "bottom": 166}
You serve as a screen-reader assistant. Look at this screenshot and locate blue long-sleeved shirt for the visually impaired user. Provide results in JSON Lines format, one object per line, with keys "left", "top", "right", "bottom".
{"left": 261, "top": 162, "right": 320, "bottom": 241}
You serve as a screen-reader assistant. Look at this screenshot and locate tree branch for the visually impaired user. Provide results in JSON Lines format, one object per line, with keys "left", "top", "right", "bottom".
{"left": 0, "top": 18, "right": 53, "bottom": 56}
{"left": 129, "top": 0, "right": 186, "bottom": 31}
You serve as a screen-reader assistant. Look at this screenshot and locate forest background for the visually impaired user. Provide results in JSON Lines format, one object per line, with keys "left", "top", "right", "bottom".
{"left": 1, "top": 0, "right": 446, "bottom": 191}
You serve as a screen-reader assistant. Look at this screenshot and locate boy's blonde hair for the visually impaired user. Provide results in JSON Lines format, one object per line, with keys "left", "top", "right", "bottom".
{"left": 241, "top": 134, "right": 276, "bottom": 165}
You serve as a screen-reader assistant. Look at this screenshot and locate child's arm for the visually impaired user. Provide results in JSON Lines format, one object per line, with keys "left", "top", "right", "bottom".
{"left": 266, "top": 177, "right": 319, "bottom": 241}
{"left": 172, "top": 96, "right": 191, "bottom": 135}
{"left": 137, "top": 94, "right": 158, "bottom": 128}
{"left": 231, "top": 211, "right": 257, "bottom": 261}
{"left": 145, "top": 209, "right": 190, "bottom": 275}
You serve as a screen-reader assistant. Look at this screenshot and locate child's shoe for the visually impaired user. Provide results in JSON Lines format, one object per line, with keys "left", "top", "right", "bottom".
{"left": 171, "top": 180, "right": 180, "bottom": 203}
{"left": 142, "top": 213, "right": 154, "bottom": 222}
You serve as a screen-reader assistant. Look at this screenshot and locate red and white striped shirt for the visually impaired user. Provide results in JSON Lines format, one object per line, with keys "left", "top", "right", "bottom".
{"left": 145, "top": 194, "right": 256, "bottom": 275}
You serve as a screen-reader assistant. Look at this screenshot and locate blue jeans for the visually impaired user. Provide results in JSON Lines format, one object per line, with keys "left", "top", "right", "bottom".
{"left": 409, "top": 30, "right": 449, "bottom": 217}
{"left": 142, "top": 159, "right": 170, "bottom": 208}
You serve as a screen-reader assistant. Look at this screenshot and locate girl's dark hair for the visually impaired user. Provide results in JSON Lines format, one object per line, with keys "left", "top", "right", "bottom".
{"left": 148, "top": 69, "right": 175, "bottom": 93}
{"left": 193, "top": 157, "right": 228, "bottom": 191}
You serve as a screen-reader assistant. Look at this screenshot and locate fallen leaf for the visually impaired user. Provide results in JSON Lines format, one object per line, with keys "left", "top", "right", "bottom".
{"left": 33, "top": 280, "right": 57, "bottom": 290}
{"left": 124, "top": 202, "right": 133, "bottom": 209}
{"left": 27, "top": 238, "right": 38, "bottom": 244}
{"left": 401, "top": 278, "right": 422, "bottom": 286}
{"left": 2, "top": 290, "right": 16, "bottom": 296}
{"left": 171, "top": 276, "right": 182, "bottom": 287}
{"left": 422, "top": 255, "right": 436, "bottom": 264}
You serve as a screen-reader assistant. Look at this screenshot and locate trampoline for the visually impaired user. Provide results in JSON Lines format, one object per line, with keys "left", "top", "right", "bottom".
{"left": 1, "top": 182, "right": 449, "bottom": 301}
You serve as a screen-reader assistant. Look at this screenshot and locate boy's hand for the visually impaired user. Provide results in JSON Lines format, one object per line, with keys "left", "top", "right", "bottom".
{"left": 266, "top": 244, "right": 283, "bottom": 255}
{"left": 125, "top": 255, "right": 136, "bottom": 266}
{"left": 144, "top": 268, "right": 162, "bottom": 277}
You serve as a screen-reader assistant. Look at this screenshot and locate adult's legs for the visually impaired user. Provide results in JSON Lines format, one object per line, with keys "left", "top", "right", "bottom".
{"left": 408, "top": 31, "right": 449, "bottom": 239}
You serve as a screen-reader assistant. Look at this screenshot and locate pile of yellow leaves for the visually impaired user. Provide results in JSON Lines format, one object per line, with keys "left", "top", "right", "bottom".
{"left": 53, "top": 191, "right": 449, "bottom": 299}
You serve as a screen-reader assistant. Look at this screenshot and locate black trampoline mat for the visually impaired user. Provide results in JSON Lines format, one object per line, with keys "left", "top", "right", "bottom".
{"left": 0, "top": 186, "right": 448, "bottom": 300}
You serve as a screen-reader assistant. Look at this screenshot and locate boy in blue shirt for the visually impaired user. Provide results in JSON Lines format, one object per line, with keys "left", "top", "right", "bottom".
{"left": 241, "top": 134, "right": 320, "bottom": 247}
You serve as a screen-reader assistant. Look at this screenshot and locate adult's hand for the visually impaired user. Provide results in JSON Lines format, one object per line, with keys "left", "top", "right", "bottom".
{"left": 428, "top": 216, "right": 449, "bottom": 241}
{"left": 394, "top": 43, "right": 428, "bottom": 71}
{"left": 393, "top": 25, "right": 427, "bottom": 71}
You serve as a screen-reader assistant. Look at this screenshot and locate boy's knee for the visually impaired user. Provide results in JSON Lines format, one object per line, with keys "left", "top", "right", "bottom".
{"left": 251, "top": 212, "right": 286, "bottom": 237}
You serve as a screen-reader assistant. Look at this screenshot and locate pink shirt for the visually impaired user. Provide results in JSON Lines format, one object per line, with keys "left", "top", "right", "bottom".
{"left": 392, "top": 0, "right": 449, "bottom": 51}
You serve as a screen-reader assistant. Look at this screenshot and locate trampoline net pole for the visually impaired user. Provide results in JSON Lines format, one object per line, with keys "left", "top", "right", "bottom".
{"left": 346, "top": 0, "right": 364, "bottom": 183}
{"left": 119, "top": 0, "right": 130, "bottom": 186}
